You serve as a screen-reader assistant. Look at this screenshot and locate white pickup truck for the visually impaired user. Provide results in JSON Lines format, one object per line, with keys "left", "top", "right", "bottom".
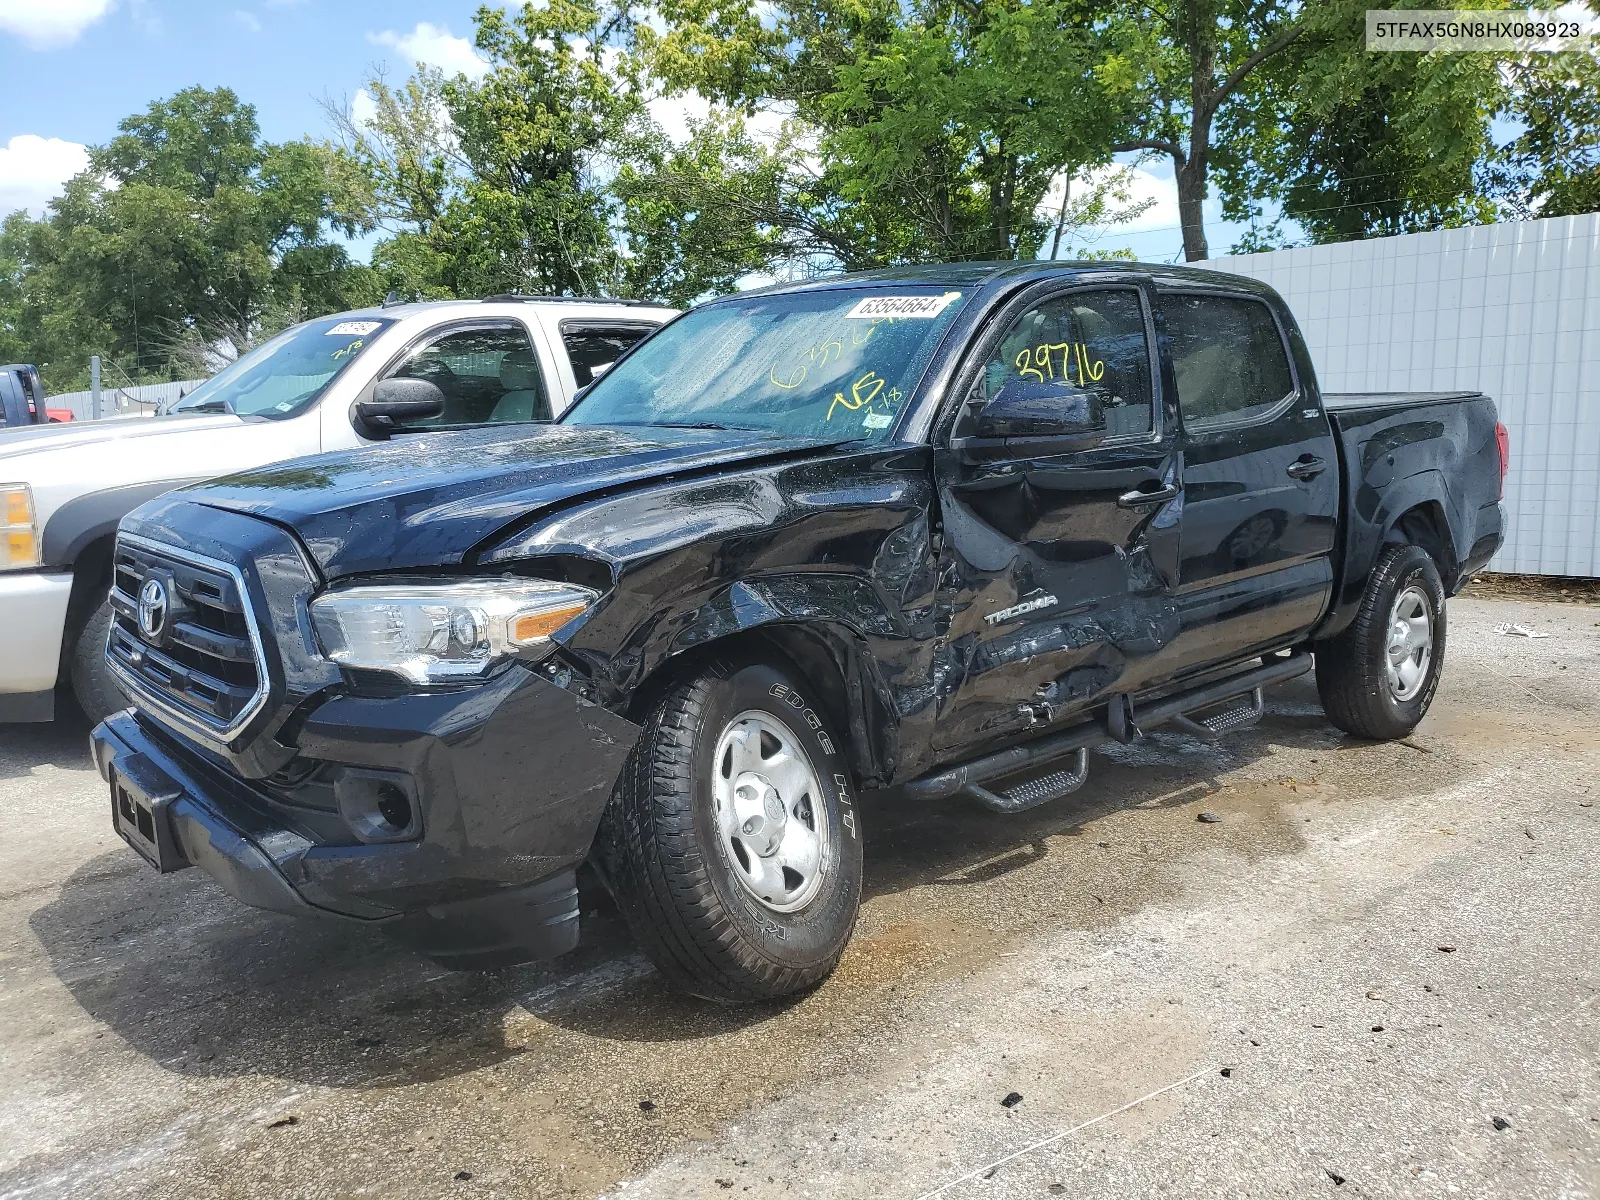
{"left": 0, "top": 296, "right": 676, "bottom": 724}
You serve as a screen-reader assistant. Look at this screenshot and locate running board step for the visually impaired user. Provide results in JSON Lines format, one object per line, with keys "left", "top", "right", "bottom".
{"left": 902, "top": 652, "right": 1312, "bottom": 812}
{"left": 968, "top": 748, "right": 1089, "bottom": 814}
{"left": 1167, "top": 688, "right": 1265, "bottom": 742}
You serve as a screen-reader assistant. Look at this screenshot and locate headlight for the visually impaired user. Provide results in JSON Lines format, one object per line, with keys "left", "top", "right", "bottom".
{"left": 310, "top": 578, "right": 598, "bottom": 685}
{"left": 1, "top": 485, "right": 40, "bottom": 571}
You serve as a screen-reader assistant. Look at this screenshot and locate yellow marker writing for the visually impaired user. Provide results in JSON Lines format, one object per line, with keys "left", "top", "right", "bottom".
{"left": 770, "top": 361, "right": 807, "bottom": 390}
{"left": 1015, "top": 348, "right": 1045, "bottom": 383}
{"left": 827, "top": 370, "right": 887, "bottom": 420}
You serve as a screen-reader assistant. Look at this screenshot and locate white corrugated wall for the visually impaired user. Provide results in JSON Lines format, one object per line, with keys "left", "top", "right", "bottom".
{"left": 1211, "top": 212, "right": 1600, "bottom": 577}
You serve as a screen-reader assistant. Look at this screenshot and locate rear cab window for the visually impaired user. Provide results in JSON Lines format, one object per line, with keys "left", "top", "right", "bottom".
{"left": 1163, "top": 294, "right": 1296, "bottom": 431}
{"left": 560, "top": 322, "right": 658, "bottom": 389}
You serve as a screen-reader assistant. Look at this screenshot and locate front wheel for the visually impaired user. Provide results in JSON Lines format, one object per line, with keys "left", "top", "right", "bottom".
{"left": 597, "top": 658, "right": 863, "bottom": 1002}
{"left": 69, "top": 592, "right": 128, "bottom": 727}
{"left": 1315, "top": 544, "right": 1447, "bottom": 740}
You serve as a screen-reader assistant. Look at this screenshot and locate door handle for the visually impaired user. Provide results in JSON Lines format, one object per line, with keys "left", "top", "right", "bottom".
{"left": 1286, "top": 455, "right": 1327, "bottom": 480}
{"left": 1117, "top": 483, "right": 1180, "bottom": 509}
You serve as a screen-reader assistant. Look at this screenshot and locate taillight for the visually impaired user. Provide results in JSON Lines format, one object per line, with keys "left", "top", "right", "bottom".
{"left": 1495, "top": 422, "right": 1510, "bottom": 501}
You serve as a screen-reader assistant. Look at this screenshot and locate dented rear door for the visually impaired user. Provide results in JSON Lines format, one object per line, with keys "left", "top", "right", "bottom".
{"left": 931, "top": 281, "right": 1183, "bottom": 756}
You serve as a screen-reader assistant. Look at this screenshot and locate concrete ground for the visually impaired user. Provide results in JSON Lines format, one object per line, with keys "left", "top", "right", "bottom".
{"left": 1, "top": 596, "right": 1596, "bottom": 1200}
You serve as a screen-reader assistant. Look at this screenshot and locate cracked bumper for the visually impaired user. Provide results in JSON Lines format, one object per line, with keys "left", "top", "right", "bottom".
{"left": 92, "top": 665, "right": 641, "bottom": 965}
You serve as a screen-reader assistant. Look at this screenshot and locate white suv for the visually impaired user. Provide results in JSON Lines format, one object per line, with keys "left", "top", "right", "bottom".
{"left": 0, "top": 296, "right": 676, "bottom": 724}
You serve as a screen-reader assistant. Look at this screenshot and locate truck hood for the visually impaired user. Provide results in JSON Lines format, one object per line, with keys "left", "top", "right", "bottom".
{"left": 0, "top": 411, "right": 241, "bottom": 461}
{"left": 166, "top": 423, "right": 846, "bottom": 577}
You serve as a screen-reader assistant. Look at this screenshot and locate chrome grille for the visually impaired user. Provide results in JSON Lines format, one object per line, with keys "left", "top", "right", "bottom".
{"left": 106, "top": 534, "right": 268, "bottom": 738}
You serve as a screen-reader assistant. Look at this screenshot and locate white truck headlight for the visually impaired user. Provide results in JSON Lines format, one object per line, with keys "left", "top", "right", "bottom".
{"left": 1, "top": 485, "right": 40, "bottom": 571}
{"left": 310, "top": 579, "right": 598, "bottom": 685}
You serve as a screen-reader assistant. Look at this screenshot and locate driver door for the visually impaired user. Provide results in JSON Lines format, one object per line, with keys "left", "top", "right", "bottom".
{"left": 932, "top": 282, "right": 1184, "bottom": 756}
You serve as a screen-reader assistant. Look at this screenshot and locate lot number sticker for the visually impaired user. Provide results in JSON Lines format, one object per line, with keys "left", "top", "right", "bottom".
{"left": 844, "top": 293, "right": 960, "bottom": 320}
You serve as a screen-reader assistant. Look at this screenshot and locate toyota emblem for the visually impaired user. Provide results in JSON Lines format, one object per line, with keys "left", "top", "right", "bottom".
{"left": 137, "top": 576, "right": 170, "bottom": 641}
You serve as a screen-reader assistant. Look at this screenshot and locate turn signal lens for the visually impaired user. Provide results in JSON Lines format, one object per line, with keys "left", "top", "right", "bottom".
{"left": 511, "top": 604, "right": 590, "bottom": 644}
{"left": 1, "top": 485, "right": 39, "bottom": 571}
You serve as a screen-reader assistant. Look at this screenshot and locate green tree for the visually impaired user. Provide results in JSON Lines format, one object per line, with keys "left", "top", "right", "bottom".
{"left": 445, "top": 0, "right": 641, "bottom": 296}
{"left": 1094, "top": 0, "right": 1323, "bottom": 261}
{"left": 1217, "top": 4, "right": 1504, "bottom": 249}
{"left": 8, "top": 86, "right": 377, "bottom": 390}
{"left": 335, "top": 1, "right": 643, "bottom": 298}
{"left": 336, "top": 2, "right": 802, "bottom": 302}
{"left": 325, "top": 68, "right": 463, "bottom": 300}
{"left": 643, "top": 0, "right": 1138, "bottom": 267}
{"left": 1493, "top": 45, "right": 1600, "bottom": 219}
{"left": 612, "top": 112, "right": 792, "bottom": 304}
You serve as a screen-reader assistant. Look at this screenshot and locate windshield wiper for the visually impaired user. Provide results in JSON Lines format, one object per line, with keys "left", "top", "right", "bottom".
{"left": 176, "top": 398, "right": 235, "bottom": 415}
{"left": 641, "top": 421, "right": 748, "bottom": 431}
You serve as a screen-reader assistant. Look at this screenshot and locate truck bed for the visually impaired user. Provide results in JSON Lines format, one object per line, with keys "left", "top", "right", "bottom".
{"left": 1320, "top": 389, "right": 1504, "bottom": 629}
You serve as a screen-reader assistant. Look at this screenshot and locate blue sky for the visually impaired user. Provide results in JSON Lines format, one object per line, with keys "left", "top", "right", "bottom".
{"left": 0, "top": 0, "right": 1259, "bottom": 265}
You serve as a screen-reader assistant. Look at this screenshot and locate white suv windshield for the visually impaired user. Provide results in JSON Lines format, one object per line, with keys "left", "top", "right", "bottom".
{"left": 563, "top": 287, "right": 967, "bottom": 441}
{"left": 168, "top": 316, "right": 394, "bottom": 420}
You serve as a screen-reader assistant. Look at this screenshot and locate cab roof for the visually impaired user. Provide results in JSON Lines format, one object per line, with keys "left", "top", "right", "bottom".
{"left": 340, "top": 296, "right": 679, "bottom": 320}
{"left": 725, "top": 260, "right": 1281, "bottom": 304}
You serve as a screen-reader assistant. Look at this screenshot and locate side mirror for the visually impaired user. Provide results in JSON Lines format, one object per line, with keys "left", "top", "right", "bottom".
{"left": 354, "top": 378, "right": 446, "bottom": 438}
{"left": 976, "top": 378, "right": 1103, "bottom": 440}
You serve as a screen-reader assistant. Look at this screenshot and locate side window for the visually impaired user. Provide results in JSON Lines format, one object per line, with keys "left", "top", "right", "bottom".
{"left": 387, "top": 324, "right": 550, "bottom": 429}
{"left": 561, "top": 323, "right": 656, "bottom": 388}
{"left": 1163, "top": 294, "right": 1295, "bottom": 432}
{"left": 971, "top": 288, "right": 1154, "bottom": 437}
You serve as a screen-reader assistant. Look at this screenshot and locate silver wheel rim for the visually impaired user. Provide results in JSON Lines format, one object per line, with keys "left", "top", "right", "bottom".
{"left": 712, "top": 710, "right": 831, "bottom": 913}
{"left": 1385, "top": 585, "right": 1434, "bottom": 702}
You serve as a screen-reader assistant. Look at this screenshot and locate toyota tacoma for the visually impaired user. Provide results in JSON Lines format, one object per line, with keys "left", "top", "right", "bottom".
{"left": 90, "top": 263, "right": 1507, "bottom": 1001}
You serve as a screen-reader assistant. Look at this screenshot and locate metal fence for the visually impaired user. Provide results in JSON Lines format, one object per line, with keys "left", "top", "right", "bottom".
{"left": 46, "top": 379, "right": 206, "bottom": 421}
{"left": 1212, "top": 211, "right": 1600, "bottom": 578}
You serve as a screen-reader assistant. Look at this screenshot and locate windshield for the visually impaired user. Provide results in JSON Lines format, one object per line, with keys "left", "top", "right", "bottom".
{"left": 562, "top": 287, "right": 967, "bottom": 441}
{"left": 168, "top": 316, "right": 394, "bottom": 419}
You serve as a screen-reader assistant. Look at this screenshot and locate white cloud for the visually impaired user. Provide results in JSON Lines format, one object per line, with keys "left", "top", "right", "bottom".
{"left": 234, "top": 9, "right": 261, "bottom": 34}
{"left": 647, "top": 91, "right": 793, "bottom": 149}
{"left": 350, "top": 88, "right": 380, "bottom": 130}
{"left": 0, "top": 135, "right": 90, "bottom": 218}
{"left": 0, "top": 0, "right": 115, "bottom": 48}
{"left": 647, "top": 92, "right": 712, "bottom": 146}
{"left": 1097, "top": 164, "right": 1180, "bottom": 233}
{"left": 368, "top": 22, "right": 489, "bottom": 79}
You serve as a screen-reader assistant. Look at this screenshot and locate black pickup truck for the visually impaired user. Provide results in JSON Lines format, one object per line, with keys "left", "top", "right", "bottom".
{"left": 91, "top": 263, "right": 1507, "bottom": 1001}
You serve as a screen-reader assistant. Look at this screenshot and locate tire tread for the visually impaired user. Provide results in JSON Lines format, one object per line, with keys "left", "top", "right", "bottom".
{"left": 599, "top": 659, "right": 852, "bottom": 1002}
{"left": 1315, "top": 544, "right": 1445, "bottom": 740}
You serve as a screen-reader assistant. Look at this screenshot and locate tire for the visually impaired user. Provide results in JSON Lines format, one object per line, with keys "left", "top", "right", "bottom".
{"left": 596, "top": 657, "right": 864, "bottom": 1003}
{"left": 1315, "top": 544, "right": 1447, "bottom": 740}
{"left": 69, "top": 592, "right": 128, "bottom": 727}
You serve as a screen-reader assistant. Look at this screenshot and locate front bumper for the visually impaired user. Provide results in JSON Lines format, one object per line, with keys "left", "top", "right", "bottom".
{"left": 0, "top": 570, "right": 73, "bottom": 721}
{"left": 92, "top": 664, "right": 641, "bottom": 966}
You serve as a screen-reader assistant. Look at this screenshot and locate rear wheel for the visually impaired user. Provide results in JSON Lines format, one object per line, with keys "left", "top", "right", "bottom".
{"left": 597, "top": 658, "right": 863, "bottom": 1002}
{"left": 1315, "top": 544, "right": 1446, "bottom": 740}
{"left": 69, "top": 592, "right": 127, "bottom": 727}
